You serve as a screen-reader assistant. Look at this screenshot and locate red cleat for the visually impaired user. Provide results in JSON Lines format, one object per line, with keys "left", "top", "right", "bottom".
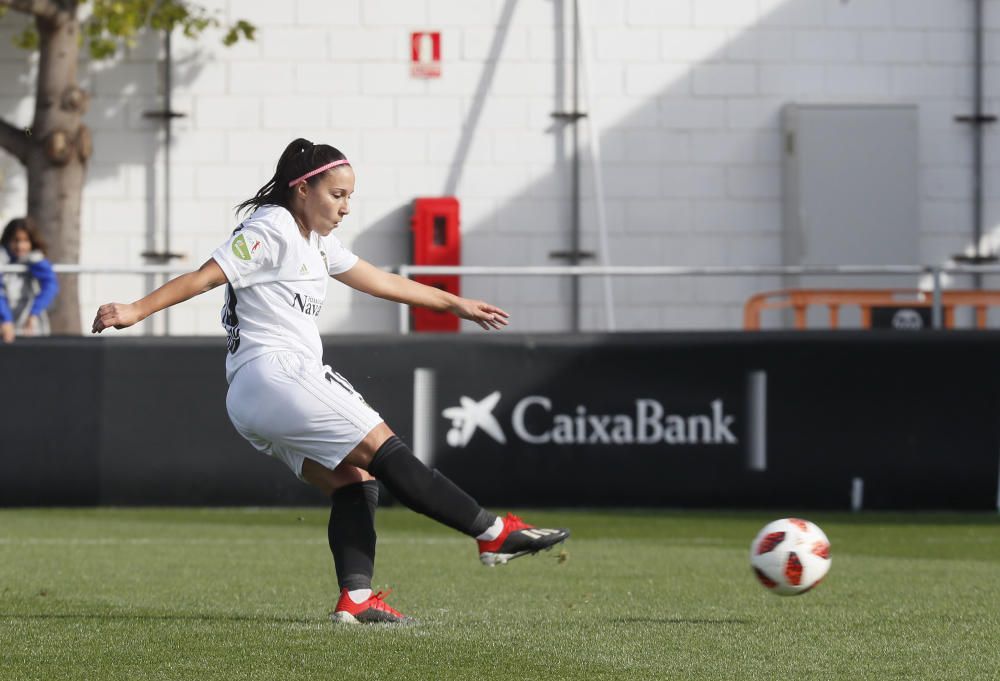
{"left": 330, "top": 588, "right": 413, "bottom": 624}
{"left": 477, "top": 513, "right": 570, "bottom": 566}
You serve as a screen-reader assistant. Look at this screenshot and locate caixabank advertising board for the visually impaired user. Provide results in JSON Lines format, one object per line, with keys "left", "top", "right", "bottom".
{"left": 1, "top": 332, "right": 998, "bottom": 509}
{"left": 412, "top": 347, "right": 754, "bottom": 507}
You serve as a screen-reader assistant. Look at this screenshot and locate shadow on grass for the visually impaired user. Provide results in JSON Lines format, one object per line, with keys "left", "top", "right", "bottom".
{"left": 4, "top": 613, "right": 755, "bottom": 627}
{"left": 0, "top": 612, "right": 316, "bottom": 624}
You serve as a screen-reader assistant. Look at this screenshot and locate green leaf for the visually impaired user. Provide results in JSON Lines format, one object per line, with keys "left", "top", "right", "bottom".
{"left": 7, "top": 1, "right": 255, "bottom": 58}
{"left": 235, "top": 20, "right": 256, "bottom": 42}
{"left": 88, "top": 37, "right": 117, "bottom": 60}
{"left": 13, "top": 26, "right": 38, "bottom": 51}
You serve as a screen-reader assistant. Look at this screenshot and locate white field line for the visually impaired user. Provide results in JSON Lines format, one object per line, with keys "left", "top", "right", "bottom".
{"left": 9, "top": 535, "right": 993, "bottom": 548}
{"left": 922, "top": 536, "right": 1000, "bottom": 544}
{"left": 0, "top": 536, "right": 726, "bottom": 547}
{"left": 0, "top": 536, "right": 465, "bottom": 546}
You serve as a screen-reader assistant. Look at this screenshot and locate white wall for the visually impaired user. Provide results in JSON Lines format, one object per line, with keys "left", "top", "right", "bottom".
{"left": 0, "top": 0, "right": 997, "bottom": 334}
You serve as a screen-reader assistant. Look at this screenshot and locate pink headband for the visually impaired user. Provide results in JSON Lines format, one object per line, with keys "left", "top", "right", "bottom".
{"left": 288, "top": 159, "right": 350, "bottom": 187}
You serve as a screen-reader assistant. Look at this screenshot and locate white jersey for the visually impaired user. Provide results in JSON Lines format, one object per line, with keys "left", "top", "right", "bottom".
{"left": 211, "top": 204, "right": 358, "bottom": 383}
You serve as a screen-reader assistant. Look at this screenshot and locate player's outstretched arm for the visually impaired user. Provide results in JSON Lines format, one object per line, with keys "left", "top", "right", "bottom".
{"left": 91, "top": 258, "right": 229, "bottom": 334}
{"left": 333, "top": 259, "right": 509, "bottom": 331}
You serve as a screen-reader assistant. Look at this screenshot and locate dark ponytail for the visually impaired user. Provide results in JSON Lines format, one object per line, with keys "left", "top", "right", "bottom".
{"left": 1, "top": 217, "right": 47, "bottom": 256}
{"left": 235, "top": 138, "right": 348, "bottom": 217}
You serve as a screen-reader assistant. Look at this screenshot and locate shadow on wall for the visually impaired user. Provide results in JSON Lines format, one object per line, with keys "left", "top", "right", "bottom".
{"left": 0, "top": 21, "right": 209, "bottom": 266}
{"left": 335, "top": 0, "right": 572, "bottom": 334}
{"left": 343, "top": 0, "right": 985, "bottom": 333}
{"left": 335, "top": 0, "right": 794, "bottom": 333}
{"left": 1, "top": 1, "right": 990, "bottom": 334}
{"left": 0, "top": 20, "right": 222, "bottom": 334}
{"left": 327, "top": 202, "right": 412, "bottom": 332}
{"left": 0, "top": 149, "right": 22, "bottom": 220}
{"left": 0, "top": 22, "right": 33, "bottom": 221}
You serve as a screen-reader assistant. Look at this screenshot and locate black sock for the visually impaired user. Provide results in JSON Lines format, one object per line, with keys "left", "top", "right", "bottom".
{"left": 367, "top": 436, "right": 496, "bottom": 537}
{"left": 328, "top": 480, "right": 379, "bottom": 592}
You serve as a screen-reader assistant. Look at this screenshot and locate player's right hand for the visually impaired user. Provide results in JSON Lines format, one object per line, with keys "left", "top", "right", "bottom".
{"left": 92, "top": 302, "right": 140, "bottom": 333}
{"left": 1, "top": 321, "right": 14, "bottom": 344}
{"left": 449, "top": 298, "right": 510, "bottom": 331}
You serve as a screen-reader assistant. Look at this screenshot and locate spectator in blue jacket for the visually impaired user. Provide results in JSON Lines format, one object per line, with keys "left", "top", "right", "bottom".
{"left": 0, "top": 217, "right": 59, "bottom": 343}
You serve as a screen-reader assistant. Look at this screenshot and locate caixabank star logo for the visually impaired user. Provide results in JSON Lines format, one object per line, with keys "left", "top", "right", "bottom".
{"left": 442, "top": 391, "right": 507, "bottom": 447}
{"left": 441, "top": 393, "right": 738, "bottom": 448}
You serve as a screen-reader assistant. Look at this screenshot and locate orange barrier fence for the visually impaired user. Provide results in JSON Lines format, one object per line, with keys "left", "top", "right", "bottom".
{"left": 743, "top": 289, "right": 1000, "bottom": 330}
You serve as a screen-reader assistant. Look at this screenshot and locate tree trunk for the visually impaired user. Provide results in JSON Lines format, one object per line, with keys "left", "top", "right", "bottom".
{"left": 26, "top": 2, "right": 88, "bottom": 335}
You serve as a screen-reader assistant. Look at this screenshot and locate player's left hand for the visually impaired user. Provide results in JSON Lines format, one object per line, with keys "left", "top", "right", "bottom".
{"left": 22, "top": 315, "right": 38, "bottom": 336}
{"left": 92, "top": 302, "right": 141, "bottom": 333}
{"left": 450, "top": 298, "right": 510, "bottom": 331}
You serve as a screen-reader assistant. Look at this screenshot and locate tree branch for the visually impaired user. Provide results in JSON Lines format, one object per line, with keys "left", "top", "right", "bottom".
{"left": 0, "top": 0, "right": 60, "bottom": 20}
{"left": 0, "top": 117, "right": 31, "bottom": 165}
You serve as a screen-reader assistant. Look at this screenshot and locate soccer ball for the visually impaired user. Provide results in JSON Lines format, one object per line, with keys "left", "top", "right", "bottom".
{"left": 750, "top": 518, "right": 831, "bottom": 596}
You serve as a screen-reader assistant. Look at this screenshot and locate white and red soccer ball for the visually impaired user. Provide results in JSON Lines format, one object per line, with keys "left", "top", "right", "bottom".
{"left": 750, "top": 518, "right": 831, "bottom": 596}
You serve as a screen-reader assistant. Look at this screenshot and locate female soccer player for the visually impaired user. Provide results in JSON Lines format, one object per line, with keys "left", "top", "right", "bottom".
{"left": 92, "top": 139, "right": 569, "bottom": 624}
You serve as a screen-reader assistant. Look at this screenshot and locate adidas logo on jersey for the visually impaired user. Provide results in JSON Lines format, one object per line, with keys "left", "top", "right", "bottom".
{"left": 299, "top": 263, "right": 309, "bottom": 275}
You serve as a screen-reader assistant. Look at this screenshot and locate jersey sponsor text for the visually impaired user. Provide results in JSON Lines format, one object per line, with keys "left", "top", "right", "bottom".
{"left": 291, "top": 293, "right": 323, "bottom": 317}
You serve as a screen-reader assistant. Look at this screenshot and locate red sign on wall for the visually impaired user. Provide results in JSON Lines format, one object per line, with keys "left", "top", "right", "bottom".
{"left": 411, "top": 31, "right": 441, "bottom": 79}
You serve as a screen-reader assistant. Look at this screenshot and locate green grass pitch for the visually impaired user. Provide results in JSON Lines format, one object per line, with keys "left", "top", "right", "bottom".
{"left": 1, "top": 508, "right": 998, "bottom": 680}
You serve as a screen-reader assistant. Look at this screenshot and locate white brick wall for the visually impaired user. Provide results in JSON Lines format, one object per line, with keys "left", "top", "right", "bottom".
{"left": 0, "top": 0, "right": 996, "bottom": 335}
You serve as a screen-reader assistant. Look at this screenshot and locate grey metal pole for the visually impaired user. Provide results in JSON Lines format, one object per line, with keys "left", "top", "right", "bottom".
{"left": 412, "top": 368, "right": 436, "bottom": 467}
{"left": 574, "top": 0, "right": 617, "bottom": 331}
{"left": 851, "top": 477, "right": 864, "bottom": 512}
{"left": 747, "top": 371, "right": 767, "bottom": 472}
{"left": 932, "top": 267, "right": 943, "bottom": 329}
{"left": 399, "top": 265, "right": 411, "bottom": 334}
{"left": 996, "top": 443, "right": 1000, "bottom": 513}
{"left": 550, "top": 2, "right": 590, "bottom": 329}
{"left": 954, "top": 0, "right": 996, "bottom": 285}
{"left": 142, "top": 28, "right": 186, "bottom": 333}
{"left": 570, "top": 0, "right": 580, "bottom": 332}
{"left": 163, "top": 28, "right": 173, "bottom": 333}
{"left": 973, "top": 0, "right": 984, "bottom": 290}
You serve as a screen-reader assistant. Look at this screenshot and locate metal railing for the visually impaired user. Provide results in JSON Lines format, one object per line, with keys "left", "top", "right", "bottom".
{"left": 395, "top": 263, "right": 1000, "bottom": 334}
{"left": 5, "top": 262, "right": 1000, "bottom": 334}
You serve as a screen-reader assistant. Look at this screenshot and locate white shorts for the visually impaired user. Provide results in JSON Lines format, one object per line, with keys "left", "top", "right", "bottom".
{"left": 225, "top": 351, "right": 383, "bottom": 480}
